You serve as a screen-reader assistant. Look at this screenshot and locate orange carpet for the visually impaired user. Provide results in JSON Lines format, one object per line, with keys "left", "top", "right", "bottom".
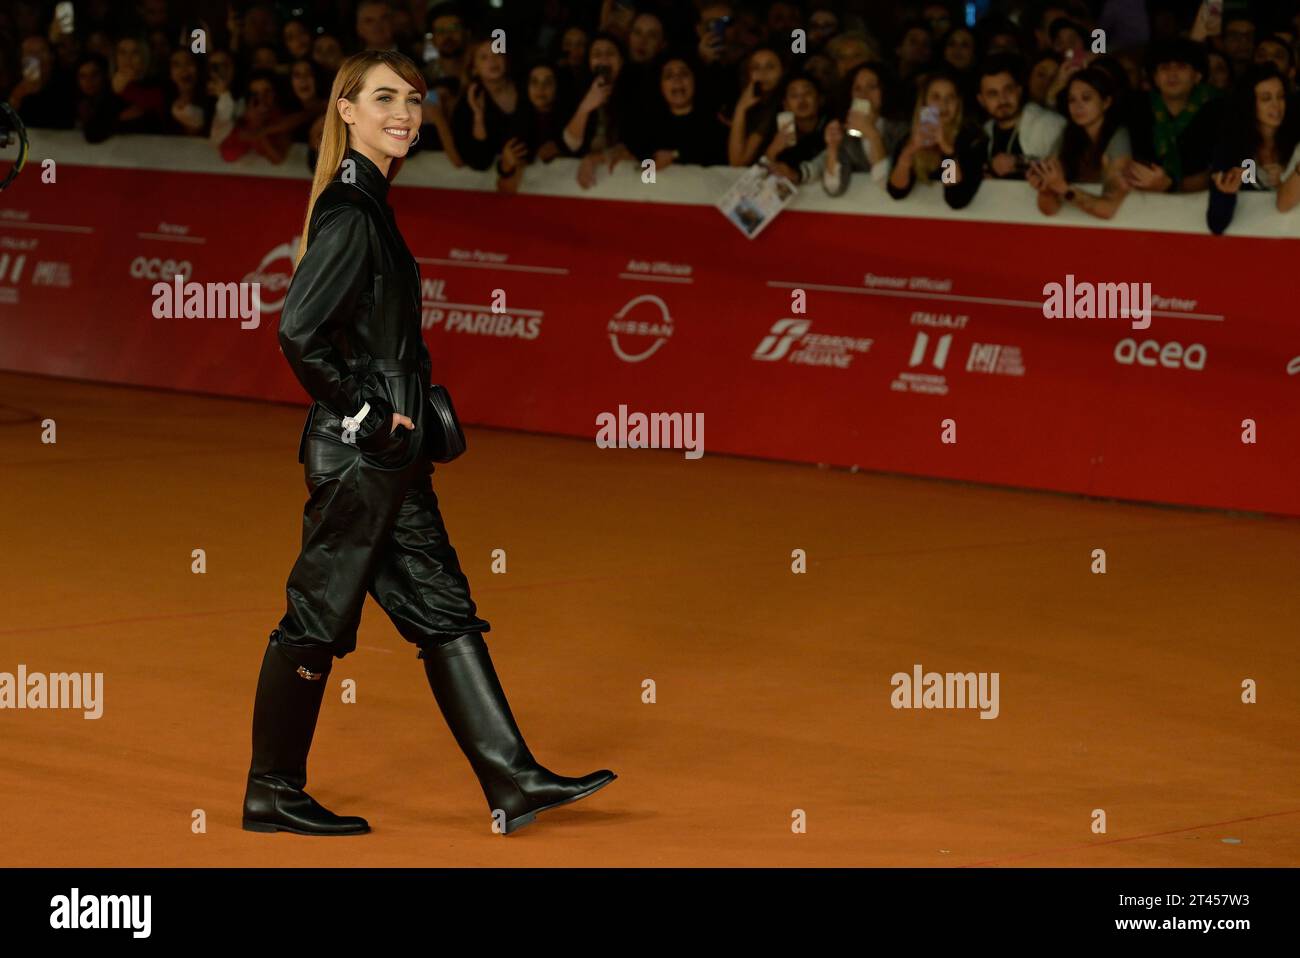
{"left": 1, "top": 371, "right": 1296, "bottom": 866}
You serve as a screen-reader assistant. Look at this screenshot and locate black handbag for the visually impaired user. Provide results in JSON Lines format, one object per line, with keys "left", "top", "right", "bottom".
{"left": 424, "top": 384, "right": 466, "bottom": 463}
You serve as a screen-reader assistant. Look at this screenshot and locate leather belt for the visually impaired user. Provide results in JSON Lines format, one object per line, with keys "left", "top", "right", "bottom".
{"left": 345, "top": 356, "right": 420, "bottom": 374}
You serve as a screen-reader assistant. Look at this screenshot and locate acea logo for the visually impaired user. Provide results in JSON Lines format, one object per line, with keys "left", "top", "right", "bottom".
{"left": 242, "top": 237, "right": 299, "bottom": 314}
{"left": 1287, "top": 355, "right": 1300, "bottom": 376}
{"left": 752, "top": 318, "right": 872, "bottom": 368}
{"left": 608, "top": 294, "right": 673, "bottom": 363}
{"left": 1114, "top": 338, "right": 1206, "bottom": 371}
{"left": 129, "top": 256, "right": 192, "bottom": 281}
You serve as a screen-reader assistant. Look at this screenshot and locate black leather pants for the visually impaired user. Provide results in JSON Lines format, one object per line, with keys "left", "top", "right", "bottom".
{"left": 274, "top": 426, "right": 491, "bottom": 671}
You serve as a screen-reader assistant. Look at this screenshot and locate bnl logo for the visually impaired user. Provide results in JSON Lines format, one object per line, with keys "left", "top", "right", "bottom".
{"left": 753, "top": 318, "right": 811, "bottom": 361}
{"left": 909, "top": 331, "right": 952, "bottom": 369}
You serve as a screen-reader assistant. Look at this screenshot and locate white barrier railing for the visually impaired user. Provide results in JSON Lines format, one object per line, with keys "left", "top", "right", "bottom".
{"left": 23, "top": 127, "right": 1300, "bottom": 239}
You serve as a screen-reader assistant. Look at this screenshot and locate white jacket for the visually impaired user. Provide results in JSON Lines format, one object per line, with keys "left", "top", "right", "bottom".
{"left": 983, "top": 101, "right": 1066, "bottom": 161}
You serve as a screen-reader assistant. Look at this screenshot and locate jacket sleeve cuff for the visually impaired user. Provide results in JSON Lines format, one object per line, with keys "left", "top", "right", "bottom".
{"left": 352, "top": 392, "right": 395, "bottom": 451}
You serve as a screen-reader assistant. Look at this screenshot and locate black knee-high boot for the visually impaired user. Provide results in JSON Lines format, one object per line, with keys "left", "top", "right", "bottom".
{"left": 242, "top": 631, "right": 370, "bottom": 836}
{"left": 421, "top": 633, "right": 616, "bottom": 835}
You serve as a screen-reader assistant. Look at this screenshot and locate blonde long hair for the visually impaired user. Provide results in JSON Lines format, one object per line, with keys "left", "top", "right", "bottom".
{"left": 910, "top": 72, "right": 964, "bottom": 183}
{"left": 295, "top": 50, "right": 428, "bottom": 265}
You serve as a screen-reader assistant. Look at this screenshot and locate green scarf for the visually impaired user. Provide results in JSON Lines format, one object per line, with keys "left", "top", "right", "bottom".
{"left": 1150, "top": 83, "right": 1212, "bottom": 185}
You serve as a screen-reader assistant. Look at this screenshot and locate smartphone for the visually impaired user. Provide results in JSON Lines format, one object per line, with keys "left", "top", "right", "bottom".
{"left": 593, "top": 64, "right": 612, "bottom": 83}
{"left": 22, "top": 56, "right": 40, "bottom": 83}
{"left": 777, "top": 110, "right": 796, "bottom": 145}
{"left": 846, "top": 97, "right": 873, "bottom": 137}
{"left": 55, "top": 1, "right": 74, "bottom": 34}
{"left": 1067, "top": 46, "right": 1086, "bottom": 68}
{"left": 1204, "top": 0, "right": 1223, "bottom": 35}
{"left": 422, "top": 33, "right": 438, "bottom": 63}
{"left": 709, "top": 16, "right": 732, "bottom": 42}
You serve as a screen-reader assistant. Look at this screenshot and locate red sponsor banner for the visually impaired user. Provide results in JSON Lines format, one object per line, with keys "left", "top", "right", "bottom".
{"left": 1, "top": 163, "right": 1298, "bottom": 515}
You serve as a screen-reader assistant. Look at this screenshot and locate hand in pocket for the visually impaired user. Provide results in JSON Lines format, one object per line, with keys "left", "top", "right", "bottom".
{"left": 360, "top": 418, "right": 415, "bottom": 470}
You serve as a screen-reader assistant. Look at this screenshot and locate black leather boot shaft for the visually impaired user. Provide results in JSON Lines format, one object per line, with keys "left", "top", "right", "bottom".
{"left": 243, "top": 632, "right": 369, "bottom": 836}
{"left": 421, "top": 633, "right": 616, "bottom": 834}
{"left": 248, "top": 637, "right": 326, "bottom": 789}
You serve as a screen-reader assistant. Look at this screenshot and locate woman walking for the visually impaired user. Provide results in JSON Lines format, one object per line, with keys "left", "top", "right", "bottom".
{"left": 243, "top": 49, "right": 616, "bottom": 837}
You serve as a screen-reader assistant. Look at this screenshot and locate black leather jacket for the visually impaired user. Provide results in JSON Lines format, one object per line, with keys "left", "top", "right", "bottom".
{"left": 279, "top": 147, "right": 431, "bottom": 469}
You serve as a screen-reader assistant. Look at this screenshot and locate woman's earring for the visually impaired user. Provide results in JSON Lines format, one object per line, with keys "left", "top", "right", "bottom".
{"left": 411, "top": 129, "right": 421, "bottom": 147}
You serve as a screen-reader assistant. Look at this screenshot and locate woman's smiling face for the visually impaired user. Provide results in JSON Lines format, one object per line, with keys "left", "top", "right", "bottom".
{"left": 339, "top": 63, "right": 421, "bottom": 162}
{"left": 1255, "top": 76, "right": 1286, "bottom": 131}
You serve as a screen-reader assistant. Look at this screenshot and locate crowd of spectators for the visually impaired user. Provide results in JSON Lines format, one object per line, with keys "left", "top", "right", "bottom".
{"left": 3, "top": 0, "right": 1299, "bottom": 233}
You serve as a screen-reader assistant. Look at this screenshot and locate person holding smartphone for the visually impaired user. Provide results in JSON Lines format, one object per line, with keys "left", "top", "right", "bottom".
{"left": 1191, "top": 0, "right": 1224, "bottom": 44}
{"left": 249, "top": 49, "right": 616, "bottom": 838}
{"left": 729, "top": 45, "right": 786, "bottom": 166}
{"left": 568, "top": 33, "right": 653, "bottom": 188}
{"left": 111, "top": 35, "right": 167, "bottom": 134}
{"left": 1042, "top": 19, "right": 1094, "bottom": 108}
{"left": 814, "top": 61, "right": 907, "bottom": 194}
{"left": 888, "top": 67, "right": 986, "bottom": 208}
{"left": 1027, "top": 67, "right": 1133, "bottom": 220}
{"left": 10, "top": 35, "right": 76, "bottom": 129}
{"left": 697, "top": 3, "right": 736, "bottom": 65}
{"left": 758, "top": 72, "right": 828, "bottom": 183}
{"left": 1192, "top": 3, "right": 1256, "bottom": 80}
{"left": 694, "top": 2, "right": 745, "bottom": 121}
{"left": 976, "top": 53, "right": 1066, "bottom": 180}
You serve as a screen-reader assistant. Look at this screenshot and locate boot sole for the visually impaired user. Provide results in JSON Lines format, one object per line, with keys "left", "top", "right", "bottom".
{"left": 242, "top": 818, "right": 371, "bottom": 836}
{"left": 503, "top": 773, "right": 618, "bottom": 835}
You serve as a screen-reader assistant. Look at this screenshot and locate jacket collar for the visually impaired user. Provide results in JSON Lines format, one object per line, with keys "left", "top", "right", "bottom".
{"left": 339, "top": 147, "right": 391, "bottom": 203}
